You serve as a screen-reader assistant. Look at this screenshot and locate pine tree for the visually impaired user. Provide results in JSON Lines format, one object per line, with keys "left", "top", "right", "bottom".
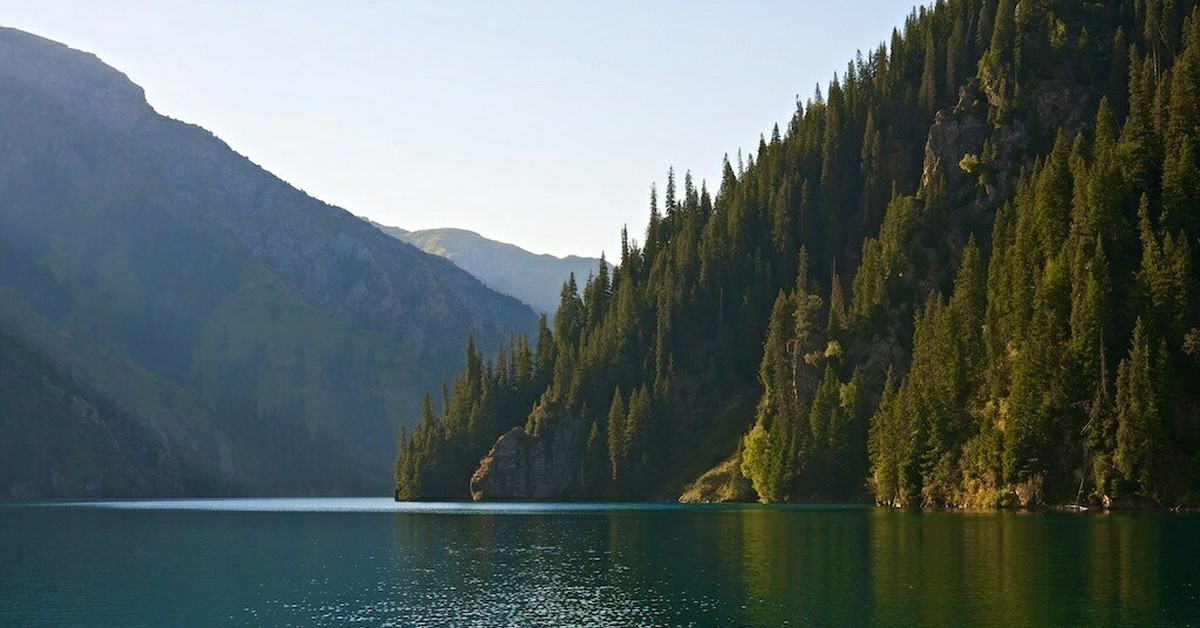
{"left": 975, "top": 0, "right": 995, "bottom": 55}
{"left": 989, "top": 0, "right": 1015, "bottom": 65}
{"left": 623, "top": 387, "right": 653, "bottom": 485}
{"left": 860, "top": 114, "right": 887, "bottom": 227}
{"left": 1088, "top": 99, "right": 1126, "bottom": 242}
{"left": 1034, "top": 133, "right": 1073, "bottom": 259}
{"left": 947, "top": 238, "right": 987, "bottom": 411}
{"left": 665, "top": 167, "right": 677, "bottom": 220}
{"left": 742, "top": 292, "right": 798, "bottom": 502}
{"left": 607, "top": 388, "right": 626, "bottom": 483}
{"left": 1005, "top": 254, "right": 1070, "bottom": 485}
{"left": 945, "top": 6, "right": 968, "bottom": 103}
{"left": 803, "top": 366, "right": 841, "bottom": 495}
{"left": 1120, "top": 55, "right": 1163, "bottom": 192}
{"left": 534, "top": 313, "right": 555, "bottom": 385}
{"left": 836, "top": 368, "right": 868, "bottom": 497}
{"left": 1114, "top": 319, "right": 1162, "bottom": 496}
{"left": 555, "top": 274, "right": 583, "bottom": 350}
{"left": 868, "top": 369, "right": 900, "bottom": 504}
{"left": 1109, "top": 28, "right": 1131, "bottom": 119}
{"left": 1068, "top": 241, "right": 1112, "bottom": 402}
{"left": 919, "top": 30, "right": 939, "bottom": 115}
{"left": 827, "top": 263, "right": 848, "bottom": 331}
{"left": 1161, "top": 139, "right": 1199, "bottom": 234}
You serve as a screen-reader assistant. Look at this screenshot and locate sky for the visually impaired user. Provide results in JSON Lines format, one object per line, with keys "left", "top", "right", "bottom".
{"left": 0, "top": 1, "right": 924, "bottom": 258}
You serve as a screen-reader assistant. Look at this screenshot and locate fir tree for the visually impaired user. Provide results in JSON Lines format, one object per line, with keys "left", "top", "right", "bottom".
{"left": 607, "top": 388, "right": 626, "bottom": 483}
{"left": 1114, "top": 319, "right": 1162, "bottom": 496}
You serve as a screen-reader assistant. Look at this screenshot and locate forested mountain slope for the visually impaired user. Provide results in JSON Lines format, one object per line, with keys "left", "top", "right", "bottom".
{"left": 397, "top": 0, "right": 1200, "bottom": 508}
{"left": 0, "top": 322, "right": 183, "bottom": 497}
{"left": 0, "top": 27, "right": 536, "bottom": 497}
{"left": 373, "top": 223, "right": 609, "bottom": 315}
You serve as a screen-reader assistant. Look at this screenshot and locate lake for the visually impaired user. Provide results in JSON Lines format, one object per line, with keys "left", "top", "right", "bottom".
{"left": 0, "top": 499, "right": 1196, "bottom": 626}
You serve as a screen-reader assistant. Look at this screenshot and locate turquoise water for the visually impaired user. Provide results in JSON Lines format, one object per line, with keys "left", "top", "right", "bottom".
{"left": 1, "top": 499, "right": 1197, "bottom": 626}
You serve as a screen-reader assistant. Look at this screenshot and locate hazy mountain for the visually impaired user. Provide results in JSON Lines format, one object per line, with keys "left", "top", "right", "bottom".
{"left": 0, "top": 26, "right": 537, "bottom": 497}
{"left": 373, "top": 223, "right": 609, "bottom": 315}
{"left": 0, "top": 322, "right": 183, "bottom": 497}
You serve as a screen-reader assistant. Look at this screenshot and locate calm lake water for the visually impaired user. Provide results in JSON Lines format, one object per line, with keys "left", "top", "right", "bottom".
{"left": 0, "top": 499, "right": 1197, "bottom": 627}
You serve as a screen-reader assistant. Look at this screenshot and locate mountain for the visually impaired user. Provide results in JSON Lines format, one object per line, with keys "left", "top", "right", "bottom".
{"left": 373, "top": 223, "right": 609, "bottom": 315}
{"left": 0, "top": 322, "right": 183, "bottom": 497}
{"left": 397, "top": 0, "right": 1200, "bottom": 509}
{"left": 0, "top": 27, "right": 537, "bottom": 497}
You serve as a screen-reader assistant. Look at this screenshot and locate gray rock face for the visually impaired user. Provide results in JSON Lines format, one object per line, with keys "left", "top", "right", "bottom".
{"left": 921, "top": 82, "right": 989, "bottom": 192}
{"left": 1034, "top": 79, "right": 1099, "bottom": 143}
{"left": 970, "top": 62, "right": 1101, "bottom": 205}
{"left": 470, "top": 421, "right": 583, "bottom": 501}
{"left": 0, "top": 27, "right": 150, "bottom": 134}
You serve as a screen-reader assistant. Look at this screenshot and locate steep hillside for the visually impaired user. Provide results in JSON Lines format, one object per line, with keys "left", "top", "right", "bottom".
{"left": 398, "top": 0, "right": 1200, "bottom": 509}
{"left": 0, "top": 27, "right": 537, "bottom": 497}
{"left": 0, "top": 321, "right": 182, "bottom": 498}
{"left": 374, "top": 223, "right": 609, "bottom": 315}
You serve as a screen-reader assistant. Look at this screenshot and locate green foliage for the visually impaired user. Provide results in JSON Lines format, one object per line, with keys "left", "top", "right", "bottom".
{"left": 861, "top": 3, "right": 1200, "bottom": 507}
{"left": 1114, "top": 319, "right": 1162, "bottom": 496}
{"left": 606, "top": 388, "right": 626, "bottom": 483}
{"left": 400, "top": 0, "right": 1200, "bottom": 507}
{"left": 394, "top": 332, "right": 550, "bottom": 499}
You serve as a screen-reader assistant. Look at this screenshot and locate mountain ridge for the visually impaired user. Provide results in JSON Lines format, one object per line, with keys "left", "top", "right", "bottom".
{"left": 372, "top": 221, "right": 610, "bottom": 315}
{"left": 0, "top": 26, "right": 537, "bottom": 497}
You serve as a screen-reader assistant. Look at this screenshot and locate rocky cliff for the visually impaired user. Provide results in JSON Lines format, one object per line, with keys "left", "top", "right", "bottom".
{"left": 469, "top": 424, "right": 582, "bottom": 501}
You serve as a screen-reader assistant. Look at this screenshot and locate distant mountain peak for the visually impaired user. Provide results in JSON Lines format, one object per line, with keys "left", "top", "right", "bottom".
{"left": 370, "top": 221, "right": 610, "bottom": 315}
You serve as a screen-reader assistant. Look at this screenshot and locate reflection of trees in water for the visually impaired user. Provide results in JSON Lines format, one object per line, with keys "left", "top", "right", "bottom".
{"left": 736, "top": 508, "right": 872, "bottom": 625}
{"left": 384, "top": 508, "right": 1186, "bottom": 626}
{"left": 870, "top": 510, "right": 1169, "bottom": 627}
{"left": 870, "top": 510, "right": 1021, "bottom": 624}
{"left": 606, "top": 507, "right": 874, "bottom": 625}
{"left": 1089, "top": 514, "right": 1162, "bottom": 626}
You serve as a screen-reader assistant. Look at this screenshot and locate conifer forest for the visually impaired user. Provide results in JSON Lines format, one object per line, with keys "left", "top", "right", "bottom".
{"left": 396, "top": 0, "right": 1200, "bottom": 509}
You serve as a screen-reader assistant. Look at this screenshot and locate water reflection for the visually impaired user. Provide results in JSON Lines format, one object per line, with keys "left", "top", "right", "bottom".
{"left": 386, "top": 506, "right": 1195, "bottom": 627}
{"left": 0, "top": 502, "right": 1195, "bottom": 626}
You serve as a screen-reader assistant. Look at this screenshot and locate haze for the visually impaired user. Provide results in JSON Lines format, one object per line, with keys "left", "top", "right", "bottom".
{"left": 0, "top": 0, "right": 922, "bottom": 258}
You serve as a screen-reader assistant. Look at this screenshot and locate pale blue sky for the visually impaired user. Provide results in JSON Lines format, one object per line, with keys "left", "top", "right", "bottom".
{"left": 1, "top": 1, "right": 924, "bottom": 258}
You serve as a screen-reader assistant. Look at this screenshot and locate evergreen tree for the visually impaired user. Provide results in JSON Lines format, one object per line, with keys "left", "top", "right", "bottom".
{"left": 827, "top": 264, "right": 848, "bottom": 331}
{"left": 919, "top": 31, "right": 939, "bottom": 115}
{"left": 742, "top": 292, "right": 798, "bottom": 502}
{"left": 1110, "top": 28, "right": 1131, "bottom": 119}
{"left": 1161, "top": 139, "right": 1199, "bottom": 234}
{"left": 1120, "top": 55, "right": 1163, "bottom": 192}
{"left": 868, "top": 369, "right": 900, "bottom": 504}
{"left": 607, "top": 388, "right": 626, "bottom": 483}
{"left": 623, "top": 387, "right": 653, "bottom": 485}
{"left": 1114, "top": 319, "right": 1162, "bottom": 496}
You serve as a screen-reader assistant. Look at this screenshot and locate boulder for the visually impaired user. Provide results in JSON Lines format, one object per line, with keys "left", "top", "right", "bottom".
{"left": 470, "top": 421, "right": 582, "bottom": 501}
